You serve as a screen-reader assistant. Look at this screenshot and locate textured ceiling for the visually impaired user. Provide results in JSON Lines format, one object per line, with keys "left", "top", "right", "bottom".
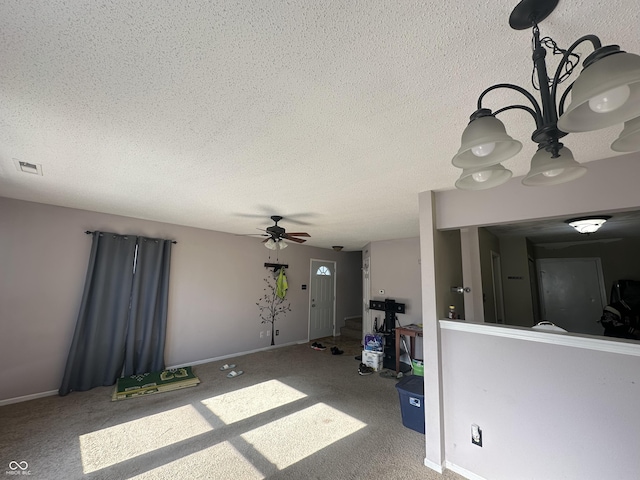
{"left": 1, "top": 1, "right": 639, "bottom": 249}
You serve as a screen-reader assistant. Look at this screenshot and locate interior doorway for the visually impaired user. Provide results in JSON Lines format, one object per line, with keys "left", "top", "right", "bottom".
{"left": 309, "top": 259, "right": 336, "bottom": 340}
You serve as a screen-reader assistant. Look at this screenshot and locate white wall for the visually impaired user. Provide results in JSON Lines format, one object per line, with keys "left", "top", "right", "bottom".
{"left": 0, "top": 197, "right": 362, "bottom": 402}
{"left": 441, "top": 322, "right": 640, "bottom": 480}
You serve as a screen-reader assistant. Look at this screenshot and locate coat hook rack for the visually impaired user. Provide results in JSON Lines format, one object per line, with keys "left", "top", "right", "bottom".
{"left": 264, "top": 262, "right": 288, "bottom": 272}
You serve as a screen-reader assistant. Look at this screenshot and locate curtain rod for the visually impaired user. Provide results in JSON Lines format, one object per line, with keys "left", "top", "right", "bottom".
{"left": 85, "top": 231, "right": 177, "bottom": 244}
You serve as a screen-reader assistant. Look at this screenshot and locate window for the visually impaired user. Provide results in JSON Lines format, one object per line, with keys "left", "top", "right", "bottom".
{"left": 316, "top": 266, "right": 331, "bottom": 276}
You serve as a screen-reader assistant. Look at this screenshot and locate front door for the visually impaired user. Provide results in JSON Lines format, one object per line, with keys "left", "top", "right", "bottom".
{"left": 309, "top": 260, "right": 336, "bottom": 340}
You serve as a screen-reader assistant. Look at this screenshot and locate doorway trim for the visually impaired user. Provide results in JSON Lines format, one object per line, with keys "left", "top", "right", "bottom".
{"left": 490, "top": 250, "right": 505, "bottom": 324}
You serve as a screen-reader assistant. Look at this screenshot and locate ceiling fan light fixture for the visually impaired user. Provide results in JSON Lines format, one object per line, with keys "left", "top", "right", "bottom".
{"left": 565, "top": 215, "right": 611, "bottom": 234}
{"left": 264, "top": 238, "right": 288, "bottom": 250}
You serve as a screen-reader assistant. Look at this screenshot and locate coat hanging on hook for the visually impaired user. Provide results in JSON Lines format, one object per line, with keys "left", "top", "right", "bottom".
{"left": 276, "top": 267, "right": 288, "bottom": 299}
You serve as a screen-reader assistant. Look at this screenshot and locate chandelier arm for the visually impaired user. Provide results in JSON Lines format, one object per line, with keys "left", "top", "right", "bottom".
{"left": 550, "top": 34, "right": 602, "bottom": 108}
{"left": 477, "top": 83, "right": 543, "bottom": 127}
{"left": 493, "top": 104, "right": 539, "bottom": 123}
{"left": 557, "top": 82, "right": 573, "bottom": 117}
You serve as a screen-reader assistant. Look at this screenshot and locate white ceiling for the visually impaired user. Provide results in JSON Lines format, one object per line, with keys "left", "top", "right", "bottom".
{"left": 1, "top": 1, "right": 639, "bottom": 249}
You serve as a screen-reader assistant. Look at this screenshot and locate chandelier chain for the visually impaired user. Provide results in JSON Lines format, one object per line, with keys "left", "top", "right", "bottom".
{"left": 531, "top": 35, "right": 581, "bottom": 92}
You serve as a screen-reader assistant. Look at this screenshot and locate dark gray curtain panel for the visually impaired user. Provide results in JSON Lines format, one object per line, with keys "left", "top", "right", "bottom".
{"left": 59, "top": 232, "right": 137, "bottom": 396}
{"left": 124, "top": 237, "right": 172, "bottom": 376}
{"left": 59, "top": 233, "right": 173, "bottom": 396}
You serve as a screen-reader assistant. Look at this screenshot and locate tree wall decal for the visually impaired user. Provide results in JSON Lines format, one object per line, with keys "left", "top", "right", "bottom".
{"left": 256, "top": 275, "right": 291, "bottom": 345}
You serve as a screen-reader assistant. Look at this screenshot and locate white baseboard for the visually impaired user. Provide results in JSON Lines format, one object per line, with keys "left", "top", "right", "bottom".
{"left": 445, "top": 461, "right": 488, "bottom": 480}
{"left": 344, "top": 315, "right": 362, "bottom": 320}
{"left": 169, "top": 340, "right": 304, "bottom": 369}
{"left": 423, "top": 458, "right": 443, "bottom": 474}
{"left": 1, "top": 341, "right": 305, "bottom": 407}
{"left": 0, "top": 389, "right": 58, "bottom": 407}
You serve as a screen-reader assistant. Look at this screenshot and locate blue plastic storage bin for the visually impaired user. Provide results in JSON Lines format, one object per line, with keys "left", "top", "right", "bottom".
{"left": 395, "top": 375, "right": 425, "bottom": 434}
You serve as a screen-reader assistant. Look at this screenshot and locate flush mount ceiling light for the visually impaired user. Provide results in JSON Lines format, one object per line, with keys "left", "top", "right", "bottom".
{"left": 452, "top": 0, "right": 640, "bottom": 190}
{"left": 565, "top": 215, "right": 611, "bottom": 234}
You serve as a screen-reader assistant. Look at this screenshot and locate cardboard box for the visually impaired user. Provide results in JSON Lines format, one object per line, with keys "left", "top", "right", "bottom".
{"left": 362, "top": 350, "right": 384, "bottom": 372}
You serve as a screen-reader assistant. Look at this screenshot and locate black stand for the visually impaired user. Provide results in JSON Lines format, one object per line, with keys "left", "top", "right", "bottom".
{"left": 369, "top": 299, "right": 410, "bottom": 371}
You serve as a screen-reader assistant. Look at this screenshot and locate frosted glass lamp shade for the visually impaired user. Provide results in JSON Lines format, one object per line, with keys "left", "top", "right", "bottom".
{"left": 455, "top": 164, "right": 513, "bottom": 190}
{"left": 265, "top": 238, "right": 288, "bottom": 250}
{"left": 566, "top": 216, "right": 610, "bottom": 234}
{"left": 452, "top": 115, "right": 523, "bottom": 169}
{"left": 557, "top": 50, "right": 640, "bottom": 133}
{"left": 611, "top": 115, "right": 640, "bottom": 152}
{"left": 522, "top": 146, "right": 587, "bottom": 186}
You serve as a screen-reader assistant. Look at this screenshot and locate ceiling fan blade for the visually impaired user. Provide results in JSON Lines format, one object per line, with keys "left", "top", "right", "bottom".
{"left": 286, "top": 232, "right": 310, "bottom": 237}
{"left": 283, "top": 235, "right": 306, "bottom": 243}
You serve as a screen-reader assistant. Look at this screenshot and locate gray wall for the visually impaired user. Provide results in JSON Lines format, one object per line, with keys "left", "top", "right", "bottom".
{"left": 441, "top": 325, "right": 640, "bottom": 480}
{"left": 368, "top": 237, "right": 422, "bottom": 326}
{"left": 0, "top": 197, "right": 362, "bottom": 401}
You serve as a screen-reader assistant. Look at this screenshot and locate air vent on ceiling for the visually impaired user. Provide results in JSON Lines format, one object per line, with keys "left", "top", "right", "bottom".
{"left": 13, "top": 159, "right": 43, "bottom": 176}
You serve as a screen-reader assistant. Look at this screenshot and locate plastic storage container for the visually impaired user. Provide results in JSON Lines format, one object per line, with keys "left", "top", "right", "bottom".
{"left": 411, "top": 359, "right": 424, "bottom": 376}
{"left": 395, "top": 375, "right": 425, "bottom": 434}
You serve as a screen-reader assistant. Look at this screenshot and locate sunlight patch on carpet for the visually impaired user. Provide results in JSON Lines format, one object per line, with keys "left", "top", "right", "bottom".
{"left": 240, "top": 402, "right": 366, "bottom": 470}
{"left": 127, "top": 441, "right": 264, "bottom": 480}
{"left": 79, "top": 404, "right": 212, "bottom": 474}
{"left": 201, "top": 379, "right": 307, "bottom": 425}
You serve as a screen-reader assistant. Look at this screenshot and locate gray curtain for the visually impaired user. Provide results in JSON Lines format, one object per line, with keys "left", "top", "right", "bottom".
{"left": 59, "top": 232, "right": 172, "bottom": 396}
{"left": 124, "top": 237, "right": 172, "bottom": 376}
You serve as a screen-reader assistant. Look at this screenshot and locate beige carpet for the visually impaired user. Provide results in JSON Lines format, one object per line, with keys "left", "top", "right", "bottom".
{"left": 0, "top": 338, "right": 464, "bottom": 480}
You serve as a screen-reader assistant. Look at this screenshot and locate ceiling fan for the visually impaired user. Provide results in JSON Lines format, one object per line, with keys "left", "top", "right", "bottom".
{"left": 239, "top": 215, "right": 311, "bottom": 246}
{"left": 262, "top": 215, "right": 310, "bottom": 244}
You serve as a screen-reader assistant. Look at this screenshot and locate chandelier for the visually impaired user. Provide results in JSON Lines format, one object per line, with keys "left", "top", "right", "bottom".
{"left": 452, "top": 0, "right": 640, "bottom": 190}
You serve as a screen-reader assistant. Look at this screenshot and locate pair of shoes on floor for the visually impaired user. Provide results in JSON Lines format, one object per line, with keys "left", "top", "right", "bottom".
{"left": 220, "top": 363, "right": 243, "bottom": 378}
{"left": 311, "top": 342, "right": 327, "bottom": 351}
{"left": 331, "top": 346, "right": 344, "bottom": 355}
{"left": 358, "top": 363, "right": 374, "bottom": 376}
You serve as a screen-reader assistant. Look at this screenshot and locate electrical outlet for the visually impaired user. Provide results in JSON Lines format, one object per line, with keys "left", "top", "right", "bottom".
{"left": 471, "top": 424, "right": 482, "bottom": 447}
{"left": 260, "top": 331, "right": 264, "bottom": 338}
{"left": 276, "top": 330, "right": 279, "bottom": 336}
